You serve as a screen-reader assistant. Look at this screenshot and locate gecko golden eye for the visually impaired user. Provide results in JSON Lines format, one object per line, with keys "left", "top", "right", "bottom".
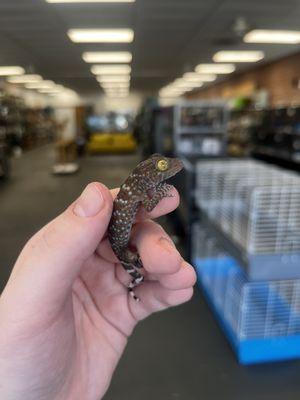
{"left": 157, "top": 159, "right": 169, "bottom": 171}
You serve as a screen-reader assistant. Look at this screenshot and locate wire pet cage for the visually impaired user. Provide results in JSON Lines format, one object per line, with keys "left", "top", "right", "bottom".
{"left": 192, "top": 224, "right": 300, "bottom": 364}
{"left": 195, "top": 160, "right": 300, "bottom": 280}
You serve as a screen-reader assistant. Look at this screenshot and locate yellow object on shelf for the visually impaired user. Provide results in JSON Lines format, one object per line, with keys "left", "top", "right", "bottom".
{"left": 87, "top": 132, "right": 137, "bottom": 154}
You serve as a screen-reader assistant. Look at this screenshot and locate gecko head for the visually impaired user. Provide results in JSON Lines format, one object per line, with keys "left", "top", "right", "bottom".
{"left": 138, "top": 153, "right": 184, "bottom": 184}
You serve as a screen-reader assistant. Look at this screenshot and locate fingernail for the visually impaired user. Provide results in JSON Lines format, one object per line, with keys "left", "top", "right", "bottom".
{"left": 159, "top": 237, "right": 176, "bottom": 252}
{"left": 73, "top": 184, "right": 104, "bottom": 218}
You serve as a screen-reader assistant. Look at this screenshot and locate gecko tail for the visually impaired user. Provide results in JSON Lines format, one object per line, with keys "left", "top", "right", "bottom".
{"left": 126, "top": 272, "right": 144, "bottom": 302}
{"left": 129, "top": 288, "right": 140, "bottom": 302}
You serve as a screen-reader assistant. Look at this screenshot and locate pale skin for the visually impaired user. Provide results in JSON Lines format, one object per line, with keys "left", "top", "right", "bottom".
{"left": 0, "top": 182, "right": 196, "bottom": 400}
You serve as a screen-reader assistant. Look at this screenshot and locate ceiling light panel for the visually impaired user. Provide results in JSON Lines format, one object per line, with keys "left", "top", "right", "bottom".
{"left": 0, "top": 66, "right": 25, "bottom": 76}
{"left": 98, "top": 75, "right": 130, "bottom": 83}
{"left": 83, "top": 52, "right": 132, "bottom": 63}
{"left": 91, "top": 65, "right": 131, "bottom": 75}
{"left": 195, "top": 64, "right": 235, "bottom": 74}
{"left": 173, "top": 81, "right": 202, "bottom": 89}
{"left": 101, "top": 82, "right": 129, "bottom": 87}
{"left": 213, "top": 51, "right": 264, "bottom": 63}
{"left": 244, "top": 29, "right": 300, "bottom": 44}
{"left": 106, "top": 93, "right": 129, "bottom": 97}
{"left": 7, "top": 74, "right": 42, "bottom": 83}
{"left": 183, "top": 73, "right": 216, "bottom": 82}
{"left": 105, "top": 90, "right": 129, "bottom": 95}
{"left": 39, "top": 89, "right": 62, "bottom": 94}
{"left": 47, "top": 0, "right": 134, "bottom": 2}
{"left": 68, "top": 29, "right": 134, "bottom": 43}
{"left": 159, "top": 89, "right": 184, "bottom": 96}
{"left": 25, "top": 80, "right": 56, "bottom": 89}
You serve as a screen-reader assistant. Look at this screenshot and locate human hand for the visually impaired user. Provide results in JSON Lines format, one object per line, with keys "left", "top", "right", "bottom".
{"left": 0, "top": 182, "right": 196, "bottom": 400}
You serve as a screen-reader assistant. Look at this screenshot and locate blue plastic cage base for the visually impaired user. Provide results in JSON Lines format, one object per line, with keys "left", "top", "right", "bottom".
{"left": 194, "top": 258, "right": 300, "bottom": 365}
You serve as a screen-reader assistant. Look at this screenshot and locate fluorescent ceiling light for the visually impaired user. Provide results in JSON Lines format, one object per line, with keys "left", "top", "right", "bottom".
{"left": 159, "top": 92, "right": 181, "bottom": 98}
{"left": 91, "top": 65, "right": 131, "bottom": 75}
{"left": 7, "top": 74, "right": 42, "bottom": 84}
{"left": 101, "top": 84, "right": 129, "bottom": 89}
{"left": 183, "top": 72, "right": 216, "bottom": 82}
{"left": 25, "top": 80, "right": 56, "bottom": 89}
{"left": 104, "top": 87, "right": 129, "bottom": 92}
{"left": 195, "top": 64, "right": 235, "bottom": 74}
{"left": 98, "top": 75, "right": 130, "bottom": 83}
{"left": 213, "top": 51, "right": 264, "bottom": 63}
{"left": 39, "top": 89, "right": 62, "bottom": 94}
{"left": 173, "top": 80, "right": 203, "bottom": 89}
{"left": 159, "top": 89, "right": 184, "bottom": 97}
{"left": 97, "top": 74, "right": 130, "bottom": 80}
{"left": 171, "top": 79, "right": 202, "bottom": 89}
{"left": 244, "top": 29, "right": 300, "bottom": 44}
{"left": 0, "top": 66, "right": 25, "bottom": 76}
{"left": 100, "top": 82, "right": 130, "bottom": 89}
{"left": 106, "top": 93, "right": 129, "bottom": 98}
{"left": 83, "top": 52, "right": 132, "bottom": 63}
{"left": 68, "top": 29, "right": 134, "bottom": 43}
{"left": 105, "top": 91, "right": 129, "bottom": 94}
{"left": 47, "top": 0, "right": 135, "bottom": 2}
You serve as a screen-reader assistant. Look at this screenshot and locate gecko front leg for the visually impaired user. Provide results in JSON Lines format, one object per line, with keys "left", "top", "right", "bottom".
{"left": 142, "top": 183, "right": 174, "bottom": 212}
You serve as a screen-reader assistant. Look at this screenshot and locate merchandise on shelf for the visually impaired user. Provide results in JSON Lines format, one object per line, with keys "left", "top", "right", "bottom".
{"left": 173, "top": 101, "right": 228, "bottom": 158}
{"left": 227, "top": 109, "right": 261, "bottom": 157}
{"left": 251, "top": 107, "right": 300, "bottom": 165}
{"left": 0, "top": 91, "right": 56, "bottom": 154}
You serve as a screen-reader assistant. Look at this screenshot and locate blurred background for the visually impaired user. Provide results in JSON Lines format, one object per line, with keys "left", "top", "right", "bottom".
{"left": 1, "top": 0, "right": 300, "bottom": 399}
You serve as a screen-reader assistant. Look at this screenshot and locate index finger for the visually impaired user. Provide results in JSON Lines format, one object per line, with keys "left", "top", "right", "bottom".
{"left": 110, "top": 186, "right": 180, "bottom": 221}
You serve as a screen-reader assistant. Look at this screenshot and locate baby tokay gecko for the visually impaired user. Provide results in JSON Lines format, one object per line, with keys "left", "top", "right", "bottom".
{"left": 108, "top": 154, "right": 183, "bottom": 301}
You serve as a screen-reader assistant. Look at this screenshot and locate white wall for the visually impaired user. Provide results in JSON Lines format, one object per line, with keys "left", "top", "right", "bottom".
{"left": 5, "top": 82, "right": 144, "bottom": 114}
{"left": 82, "top": 91, "right": 144, "bottom": 115}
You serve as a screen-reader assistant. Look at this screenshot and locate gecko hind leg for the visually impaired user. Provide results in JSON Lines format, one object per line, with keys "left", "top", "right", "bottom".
{"left": 121, "top": 252, "right": 144, "bottom": 301}
{"left": 126, "top": 271, "right": 144, "bottom": 302}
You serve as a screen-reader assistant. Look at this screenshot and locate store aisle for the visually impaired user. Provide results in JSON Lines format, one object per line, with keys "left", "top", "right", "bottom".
{"left": 1, "top": 146, "right": 300, "bottom": 400}
{"left": 0, "top": 146, "right": 140, "bottom": 287}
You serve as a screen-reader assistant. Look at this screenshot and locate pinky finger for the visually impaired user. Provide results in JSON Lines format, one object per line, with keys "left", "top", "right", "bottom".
{"left": 129, "top": 281, "right": 193, "bottom": 321}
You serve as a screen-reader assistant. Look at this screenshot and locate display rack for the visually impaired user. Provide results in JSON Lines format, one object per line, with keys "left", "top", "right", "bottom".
{"left": 193, "top": 159, "right": 300, "bottom": 364}
{"left": 171, "top": 101, "right": 229, "bottom": 259}
{"left": 251, "top": 107, "right": 300, "bottom": 166}
{"left": 173, "top": 101, "right": 228, "bottom": 158}
{"left": 195, "top": 160, "right": 300, "bottom": 280}
{"left": 193, "top": 225, "right": 300, "bottom": 365}
{"left": 0, "top": 91, "right": 56, "bottom": 154}
{"left": 227, "top": 108, "right": 258, "bottom": 157}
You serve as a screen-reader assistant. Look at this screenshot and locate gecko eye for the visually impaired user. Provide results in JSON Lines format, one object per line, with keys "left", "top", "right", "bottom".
{"left": 156, "top": 159, "right": 169, "bottom": 171}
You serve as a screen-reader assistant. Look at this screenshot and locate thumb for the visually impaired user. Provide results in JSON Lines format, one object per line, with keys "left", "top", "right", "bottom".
{"left": 3, "top": 182, "right": 113, "bottom": 309}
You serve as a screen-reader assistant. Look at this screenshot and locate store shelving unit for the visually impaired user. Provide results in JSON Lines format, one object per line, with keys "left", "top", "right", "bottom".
{"left": 227, "top": 108, "right": 261, "bottom": 157}
{"left": 171, "top": 101, "right": 229, "bottom": 259}
{"left": 193, "top": 159, "right": 300, "bottom": 364}
{"left": 251, "top": 107, "right": 300, "bottom": 167}
{"left": 173, "top": 101, "right": 228, "bottom": 158}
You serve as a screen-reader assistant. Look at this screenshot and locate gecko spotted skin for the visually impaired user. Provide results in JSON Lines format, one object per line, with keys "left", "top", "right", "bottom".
{"left": 108, "top": 153, "right": 183, "bottom": 301}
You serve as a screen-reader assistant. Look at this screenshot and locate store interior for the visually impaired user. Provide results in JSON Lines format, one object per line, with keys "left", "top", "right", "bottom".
{"left": 1, "top": 0, "right": 300, "bottom": 399}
